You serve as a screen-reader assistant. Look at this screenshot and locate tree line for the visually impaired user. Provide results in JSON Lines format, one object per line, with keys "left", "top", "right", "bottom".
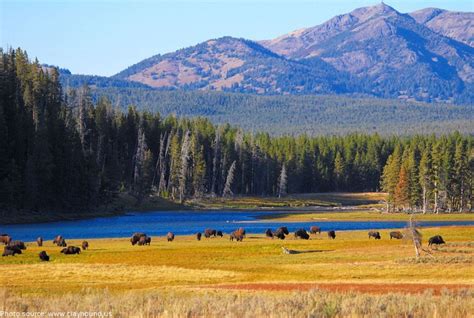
{"left": 1, "top": 49, "right": 473, "bottom": 213}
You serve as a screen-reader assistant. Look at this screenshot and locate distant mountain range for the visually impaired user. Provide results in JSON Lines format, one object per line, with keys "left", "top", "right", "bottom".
{"left": 61, "top": 4, "right": 474, "bottom": 103}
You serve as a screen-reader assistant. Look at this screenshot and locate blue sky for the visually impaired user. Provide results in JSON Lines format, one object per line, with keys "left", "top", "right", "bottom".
{"left": 1, "top": 0, "right": 472, "bottom": 76}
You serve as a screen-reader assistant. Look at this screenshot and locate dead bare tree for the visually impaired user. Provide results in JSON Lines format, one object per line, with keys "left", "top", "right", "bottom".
{"left": 222, "top": 161, "right": 236, "bottom": 198}
{"left": 405, "top": 214, "right": 423, "bottom": 258}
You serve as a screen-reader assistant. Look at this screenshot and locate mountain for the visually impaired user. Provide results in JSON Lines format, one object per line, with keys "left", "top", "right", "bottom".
{"left": 410, "top": 8, "right": 474, "bottom": 47}
{"left": 107, "top": 4, "right": 474, "bottom": 103}
{"left": 261, "top": 3, "right": 473, "bottom": 103}
{"left": 114, "top": 36, "right": 353, "bottom": 94}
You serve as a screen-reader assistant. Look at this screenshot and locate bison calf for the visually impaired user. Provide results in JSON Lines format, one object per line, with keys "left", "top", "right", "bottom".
{"left": 39, "top": 251, "right": 50, "bottom": 261}
{"left": 167, "top": 232, "right": 175, "bottom": 242}
{"left": 196, "top": 232, "right": 202, "bottom": 241}
{"left": 37, "top": 237, "right": 43, "bottom": 246}
{"left": 327, "top": 230, "right": 336, "bottom": 239}
{"left": 82, "top": 241, "right": 89, "bottom": 250}
{"left": 217, "top": 230, "right": 223, "bottom": 237}
{"left": 265, "top": 229, "right": 274, "bottom": 239}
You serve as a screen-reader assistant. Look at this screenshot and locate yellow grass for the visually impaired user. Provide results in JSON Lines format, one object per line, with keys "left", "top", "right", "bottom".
{"left": 1, "top": 226, "right": 473, "bottom": 296}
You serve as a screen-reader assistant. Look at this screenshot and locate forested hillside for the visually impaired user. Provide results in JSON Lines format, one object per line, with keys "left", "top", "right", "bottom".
{"left": 1, "top": 49, "right": 473, "bottom": 214}
{"left": 83, "top": 87, "right": 474, "bottom": 136}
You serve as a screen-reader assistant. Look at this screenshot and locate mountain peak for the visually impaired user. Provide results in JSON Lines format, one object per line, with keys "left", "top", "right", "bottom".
{"left": 349, "top": 2, "right": 399, "bottom": 22}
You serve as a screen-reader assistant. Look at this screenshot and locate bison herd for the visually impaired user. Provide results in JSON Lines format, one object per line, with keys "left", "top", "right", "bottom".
{"left": 1, "top": 227, "right": 449, "bottom": 261}
{"left": 1, "top": 233, "right": 89, "bottom": 262}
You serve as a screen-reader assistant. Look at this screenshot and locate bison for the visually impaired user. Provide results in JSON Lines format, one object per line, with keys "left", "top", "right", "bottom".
{"left": 2, "top": 245, "right": 21, "bottom": 256}
{"left": 82, "top": 241, "right": 89, "bottom": 250}
{"left": 8, "top": 240, "right": 26, "bottom": 250}
{"left": 368, "top": 231, "right": 381, "bottom": 240}
{"left": 53, "top": 235, "right": 67, "bottom": 247}
{"left": 428, "top": 235, "right": 446, "bottom": 246}
{"left": 327, "top": 230, "right": 336, "bottom": 239}
{"left": 265, "top": 229, "right": 274, "bottom": 238}
{"left": 196, "top": 232, "right": 202, "bottom": 241}
{"left": 39, "top": 251, "right": 50, "bottom": 261}
{"left": 204, "top": 229, "right": 217, "bottom": 238}
{"left": 130, "top": 232, "right": 146, "bottom": 245}
{"left": 294, "top": 228, "right": 310, "bottom": 240}
{"left": 167, "top": 232, "right": 175, "bottom": 242}
{"left": 138, "top": 236, "right": 151, "bottom": 246}
{"left": 238, "top": 228, "right": 246, "bottom": 237}
{"left": 61, "top": 246, "right": 81, "bottom": 254}
{"left": 0, "top": 234, "right": 12, "bottom": 245}
{"left": 390, "top": 231, "right": 403, "bottom": 240}
{"left": 217, "top": 230, "right": 224, "bottom": 237}
{"left": 310, "top": 226, "right": 321, "bottom": 235}
{"left": 277, "top": 227, "right": 289, "bottom": 235}
{"left": 37, "top": 237, "right": 43, "bottom": 246}
{"left": 230, "top": 230, "right": 244, "bottom": 242}
{"left": 274, "top": 228, "right": 286, "bottom": 240}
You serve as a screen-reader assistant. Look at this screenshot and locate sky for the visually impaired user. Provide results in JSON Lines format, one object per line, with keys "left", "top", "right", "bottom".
{"left": 1, "top": 0, "right": 472, "bottom": 76}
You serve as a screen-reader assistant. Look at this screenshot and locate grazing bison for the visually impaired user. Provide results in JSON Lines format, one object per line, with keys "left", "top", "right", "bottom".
{"left": 428, "top": 235, "right": 446, "bottom": 246}
{"left": 130, "top": 232, "right": 146, "bottom": 245}
{"left": 2, "top": 245, "right": 22, "bottom": 256}
{"left": 368, "top": 231, "right": 381, "bottom": 240}
{"left": 167, "top": 232, "right": 175, "bottom": 242}
{"left": 277, "top": 227, "right": 289, "bottom": 235}
{"left": 204, "top": 229, "right": 217, "bottom": 238}
{"left": 196, "top": 232, "right": 202, "bottom": 241}
{"left": 82, "top": 241, "right": 89, "bottom": 250}
{"left": 274, "top": 228, "right": 286, "bottom": 240}
{"left": 61, "top": 246, "right": 81, "bottom": 254}
{"left": 295, "top": 228, "right": 310, "bottom": 240}
{"left": 8, "top": 240, "right": 26, "bottom": 250}
{"left": 217, "top": 230, "right": 224, "bottom": 237}
{"left": 53, "top": 235, "right": 67, "bottom": 247}
{"left": 0, "top": 234, "right": 12, "bottom": 245}
{"left": 265, "top": 229, "right": 274, "bottom": 239}
{"left": 230, "top": 230, "right": 244, "bottom": 242}
{"left": 138, "top": 236, "right": 151, "bottom": 246}
{"left": 37, "top": 237, "right": 43, "bottom": 246}
{"left": 327, "top": 230, "right": 336, "bottom": 239}
{"left": 238, "top": 228, "right": 246, "bottom": 237}
{"left": 39, "top": 251, "right": 50, "bottom": 261}
{"left": 310, "top": 226, "right": 321, "bottom": 235}
{"left": 390, "top": 231, "right": 403, "bottom": 240}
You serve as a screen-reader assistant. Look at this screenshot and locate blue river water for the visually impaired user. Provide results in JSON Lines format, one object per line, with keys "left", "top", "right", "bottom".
{"left": 1, "top": 211, "right": 473, "bottom": 241}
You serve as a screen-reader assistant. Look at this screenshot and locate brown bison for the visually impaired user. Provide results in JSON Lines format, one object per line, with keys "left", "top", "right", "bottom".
{"left": 130, "top": 232, "right": 146, "bottom": 245}
{"left": 0, "top": 234, "right": 12, "bottom": 245}
{"left": 37, "top": 237, "right": 43, "bottom": 246}
{"left": 265, "top": 229, "right": 274, "bottom": 238}
{"left": 238, "top": 228, "right": 246, "bottom": 237}
{"left": 39, "top": 251, "right": 50, "bottom": 261}
{"left": 327, "top": 230, "right": 336, "bottom": 239}
{"left": 61, "top": 246, "right": 81, "bottom": 255}
{"left": 8, "top": 240, "right": 26, "bottom": 250}
{"left": 138, "top": 236, "right": 151, "bottom": 246}
{"left": 167, "top": 232, "right": 175, "bottom": 242}
{"left": 82, "top": 241, "right": 89, "bottom": 250}
{"left": 217, "top": 230, "right": 224, "bottom": 237}
{"left": 368, "top": 231, "right": 381, "bottom": 240}
{"left": 2, "top": 245, "right": 22, "bottom": 256}
{"left": 428, "top": 235, "right": 446, "bottom": 246}
{"left": 196, "top": 232, "right": 202, "bottom": 241}
{"left": 53, "top": 235, "right": 67, "bottom": 247}
{"left": 310, "top": 226, "right": 321, "bottom": 234}
{"left": 274, "top": 228, "right": 287, "bottom": 240}
{"left": 204, "top": 229, "right": 217, "bottom": 238}
{"left": 230, "top": 230, "right": 244, "bottom": 242}
{"left": 390, "top": 231, "right": 403, "bottom": 240}
{"left": 294, "top": 228, "right": 310, "bottom": 240}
